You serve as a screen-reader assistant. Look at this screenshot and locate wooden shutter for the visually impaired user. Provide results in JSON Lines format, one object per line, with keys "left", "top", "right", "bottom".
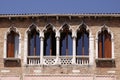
{"left": 28, "top": 34, "right": 31, "bottom": 56}
{"left": 98, "top": 34, "right": 102, "bottom": 58}
{"left": 104, "top": 33, "right": 111, "bottom": 58}
{"left": 7, "top": 32, "right": 15, "bottom": 57}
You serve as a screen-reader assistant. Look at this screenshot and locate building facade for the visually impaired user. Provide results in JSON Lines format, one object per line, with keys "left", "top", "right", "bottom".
{"left": 0, "top": 13, "right": 119, "bottom": 80}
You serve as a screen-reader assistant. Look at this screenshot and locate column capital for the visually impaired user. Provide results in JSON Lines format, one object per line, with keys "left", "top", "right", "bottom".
{"left": 56, "top": 35, "right": 60, "bottom": 39}
{"left": 72, "top": 36, "right": 77, "bottom": 39}
{"left": 40, "top": 37, "right": 44, "bottom": 41}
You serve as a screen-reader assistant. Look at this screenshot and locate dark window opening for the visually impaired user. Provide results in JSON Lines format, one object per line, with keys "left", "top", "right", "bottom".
{"left": 76, "top": 27, "right": 89, "bottom": 56}
{"left": 44, "top": 28, "right": 56, "bottom": 56}
{"left": 28, "top": 28, "right": 40, "bottom": 56}
{"left": 98, "top": 30, "right": 111, "bottom": 58}
{"left": 7, "top": 31, "right": 19, "bottom": 58}
{"left": 60, "top": 27, "right": 72, "bottom": 56}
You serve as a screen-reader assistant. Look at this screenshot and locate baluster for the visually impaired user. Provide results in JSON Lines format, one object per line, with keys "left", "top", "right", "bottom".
{"left": 86, "top": 59, "right": 88, "bottom": 64}
{"left": 78, "top": 58, "right": 79, "bottom": 64}
{"left": 32, "top": 59, "right": 35, "bottom": 65}
{"left": 37, "top": 59, "right": 39, "bottom": 65}
{"left": 79, "top": 58, "right": 80, "bottom": 64}
{"left": 87, "top": 59, "right": 89, "bottom": 65}
{"left": 85, "top": 59, "right": 86, "bottom": 65}
{"left": 36, "top": 59, "right": 37, "bottom": 65}
{"left": 84, "top": 59, "right": 86, "bottom": 65}
{"left": 35, "top": 59, "right": 36, "bottom": 65}
{"left": 83, "top": 59, "right": 85, "bottom": 65}
{"left": 35, "top": 59, "right": 37, "bottom": 65}
{"left": 78, "top": 58, "right": 80, "bottom": 64}
{"left": 79, "top": 58, "right": 81, "bottom": 64}
{"left": 38, "top": 59, "right": 40, "bottom": 65}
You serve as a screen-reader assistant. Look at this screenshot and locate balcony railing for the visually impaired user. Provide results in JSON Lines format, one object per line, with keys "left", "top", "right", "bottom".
{"left": 76, "top": 56, "right": 89, "bottom": 65}
{"left": 26, "top": 56, "right": 89, "bottom": 65}
{"left": 27, "top": 56, "right": 40, "bottom": 65}
{"left": 59, "top": 56, "right": 73, "bottom": 65}
{"left": 43, "top": 56, "right": 57, "bottom": 65}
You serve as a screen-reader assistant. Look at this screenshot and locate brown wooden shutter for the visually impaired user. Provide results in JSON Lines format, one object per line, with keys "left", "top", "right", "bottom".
{"left": 108, "top": 34, "right": 112, "bottom": 58}
{"left": 98, "top": 34, "right": 102, "bottom": 58}
{"left": 7, "top": 32, "right": 15, "bottom": 57}
{"left": 104, "top": 33, "right": 111, "bottom": 58}
{"left": 28, "top": 34, "right": 30, "bottom": 56}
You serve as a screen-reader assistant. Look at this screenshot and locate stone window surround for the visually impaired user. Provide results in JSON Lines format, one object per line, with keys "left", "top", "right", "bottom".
{"left": 95, "top": 25, "right": 114, "bottom": 59}
{"left": 4, "top": 26, "right": 21, "bottom": 59}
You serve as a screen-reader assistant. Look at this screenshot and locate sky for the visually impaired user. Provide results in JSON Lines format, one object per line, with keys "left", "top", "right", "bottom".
{"left": 0, "top": 0, "right": 120, "bottom": 14}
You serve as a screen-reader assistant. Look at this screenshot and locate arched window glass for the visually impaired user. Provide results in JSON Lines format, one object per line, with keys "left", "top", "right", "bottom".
{"left": 28, "top": 28, "right": 40, "bottom": 56}
{"left": 60, "top": 25, "right": 72, "bottom": 56}
{"left": 98, "top": 30, "right": 111, "bottom": 58}
{"left": 7, "top": 31, "right": 19, "bottom": 58}
{"left": 44, "top": 28, "right": 56, "bottom": 56}
{"left": 76, "top": 27, "right": 89, "bottom": 56}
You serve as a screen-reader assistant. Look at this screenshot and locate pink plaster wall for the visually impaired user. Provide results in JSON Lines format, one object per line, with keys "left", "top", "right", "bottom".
{"left": 1, "top": 77, "right": 19, "bottom": 80}
{"left": 24, "top": 76, "right": 93, "bottom": 80}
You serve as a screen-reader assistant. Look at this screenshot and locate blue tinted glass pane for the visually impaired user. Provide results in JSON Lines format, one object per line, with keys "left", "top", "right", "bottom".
{"left": 77, "top": 35, "right": 82, "bottom": 55}
{"left": 102, "top": 34, "right": 105, "bottom": 58}
{"left": 46, "top": 36, "right": 51, "bottom": 56}
{"left": 36, "top": 34, "right": 40, "bottom": 56}
{"left": 30, "top": 36, "right": 34, "bottom": 56}
{"left": 61, "top": 35, "right": 66, "bottom": 55}
{"left": 14, "top": 35, "right": 19, "bottom": 58}
{"left": 68, "top": 34, "right": 72, "bottom": 55}
{"left": 84, "top": 34, "right": 89, "bottom": 55}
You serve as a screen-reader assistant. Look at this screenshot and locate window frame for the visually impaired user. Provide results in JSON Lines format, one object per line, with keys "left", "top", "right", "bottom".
{"left": 59, "top": 24, "right": 73, "bottom": 56}
{"left": 96, "top": 25, "right": 114, "bottom": 59}
{"left": 76, "top": 27, "right": 89, "bottom": 56}
{"left": 28, "top": 28, "right": 40, "bottom": 56}
{"left": 4, "top": 27, "right": 21, "bottom": 59}
{"left": 43, "top": 27, "right": 56, "bottom": 56}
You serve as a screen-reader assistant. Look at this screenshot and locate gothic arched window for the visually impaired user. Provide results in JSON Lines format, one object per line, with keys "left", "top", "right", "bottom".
{"left": 28, "top": 28, "right": 40, "bottom": 56}
{"left": 44, "top": 27, "right": 56, "bottom": 56}
{"left": 98, "top": 30, "right": 111, "bottom": 58}
{"left": 76, "top": 26, "right": 89, "bottom": 56}
{"left": 60, "top": 24, "right": 72, "bottom": 56}
{"left": 7, "top": 31, "right": 19, "bottom": 58}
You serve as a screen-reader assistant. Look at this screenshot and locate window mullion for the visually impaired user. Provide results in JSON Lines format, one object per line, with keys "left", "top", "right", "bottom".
{"left": 82, "top": 33, "right": 84, "bottom": 56}
{"left": 66, "top": 32, "right": 68, "bottom": 56}
{"left": 50, "top": 32, "right": 52, "bottom": 56}
{"left": 34, "top": 32, "right": 36, "bottom": 56}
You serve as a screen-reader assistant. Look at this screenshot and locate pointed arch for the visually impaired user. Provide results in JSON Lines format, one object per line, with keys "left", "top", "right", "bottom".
{"left": 26, "top": 23, "right": 40, "bottom": 34}
{"left": 43, "top": 23, "right": 56, "bottom": 33}
{"left": 4, "top": 26, "right": 21, "bottom": 58}
{"left": 27, "top": 23, "right": 41, "bottom": 56}
{"left": 76, "top": 22, "right": 91, "bottom": 36}
{"left": 59, "top": 23, "right": 73, "bottom": 56}
{"left": 42, "top": 23, "right": 56, "bottom": 56}
{"left": 96, "top": 25, "right": 114, "bottom": 59}
{"left": 59, "top": 23, "right": 72, "bottom": 32}
{"left": 76, "top": 23, "right": 89, "bottom": 56}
